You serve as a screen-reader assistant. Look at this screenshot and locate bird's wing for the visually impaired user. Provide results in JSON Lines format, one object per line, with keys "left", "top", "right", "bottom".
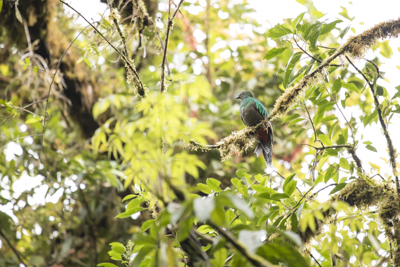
{"left": 252, "top": 99, "right": 268, "bottom": 118}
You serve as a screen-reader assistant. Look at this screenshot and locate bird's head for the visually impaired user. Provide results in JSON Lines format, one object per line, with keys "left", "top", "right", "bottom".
{"left": 235, "top": 91, "right": 254, "bottom": 100}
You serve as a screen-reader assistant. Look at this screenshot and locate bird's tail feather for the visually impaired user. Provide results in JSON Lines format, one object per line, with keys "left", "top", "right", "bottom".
{"left": 254, "top": 142, "right": 272, "bottom": 166}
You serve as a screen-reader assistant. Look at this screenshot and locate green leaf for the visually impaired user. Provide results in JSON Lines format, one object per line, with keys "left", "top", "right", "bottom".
{"left": 321, "top": 20, "right": 343, "bottom": 35}
{"left": 339, "top": 158, "right": 350, "bottom": 170}
{"left": 284, "top": 180, "right": 297, "bottom": 196}
{"left": 210, "top": 206, "right": 226, "bottom": 226}
{"left": 206, "top": 178, "right": 222, "bottom": 192}
{"left": 377, "top": 40, "right": 393, "bottom": 58}
{"left": 309, "top": 25, "right": 322, "bottom": 51}
{"left": 343, "top": 82, "right": 359, "bottom": 93}
{"left": 197, "top": 183, "right": 212, "bottom": 194}
{"left": 369, "top": 162, "right": 381, "bottom": 172}
{"left": 260, "top": 243, "right": 309, "bottom": 267}
{"left": 295, "top": 128, "right": 307, "bottom": 138}
{"left": 364, "top": 110, "right": 378, "bottom": 126}
{"left": 127, "top": 197, "right": 144, "bottom": 210}
{"left": 271, "top": 193, "right": 290, "bottom": 201}
{"left": 282, "top": 113, "right": 300, "bottom": 123}
{"left": 210, "top": 248, "right": 227, "bottom": 267}
{"left": 303, "top": 22, "right": 322, "bottom": 40}
{"left": 288, "top": 117, "right": 305, "bottom": 126}
{"left": 324, "top": 166, "right": 335, "bottom": 182}
{"left": 140, "top": 219, "right": 155, "bottom": 232}
{"left": 0, "top": 0, "right": 3, "bottom": 14}
{"left": 329, "top": 183, "right": 347, "bottom": 195}
{"left": 291, "top": 12, "right": 306, "bottom": 28}
{"left": 132, "top": 246, "right": 155, "bottom": 267}
{"left": 318, "top": 134, "right": 332, "bottom": 146}
{"left": 93, "top": 99, "right": 110, "bottom": 119}
{"left": 332, "top": 79, "right": 342, "bottom": 94}
{"left": 15, "top": 5, "right": 22, "bottom": 23}
{"left": 366, "top": 145, "right": 377, "bottom": 152}
{"left": 236, "top": 169, "right": 247, "bottom": 178}
{"left": 339, "top": 6, "right": 354, "bottom": 21}
{"left": 25, "top": 117, "right": 42, "bottom": 124}
{"left": 290, "top": 214, "right": 298, "bottom": 233}
{"left": 84, "top": 58, "right": 92, "bottom": 68}
{"left": 358, "top": 172, "right": 376, "bottom": 185}
{"left": 320, "top": 115, "right": 337, "bottom": 123}
{"left": 268, "top": 24, "right": 292, "bottom": 38}
{"left": 97, "top": 263, "right": 118, "bottom": 267}
{"left": 115, "top": 207, "right": 144, "bottom": 218}
{"left": 297, "top": 202, "right": 305, "bottom": 218}
{"left": 108, "top": 251, "right": 122, "bottom": 261}
{"left": 287, "top": 65, "right": 308, "bottom": 87}
{"left": 282, "top": 174, "right": 296, "bottom": 191}
{"left": 227, "top": 194, "right": 254, "bottom": 219}
{"left": 283, "top": 52, "right": 302, "bottom": 88}
{"left": 376, "top": 86, "right": 384, "bottom": 96}
{"left": 339, "top": 26, "right": 350, "bottom": 39}
{"left": 122, "top": 194, "right": 137, "bottom": 202}
{"left": 264, "top": 47, "right": 287, "bottom": 60}
{"left": 111, "top": 244, "right": 126, "bottom": 254}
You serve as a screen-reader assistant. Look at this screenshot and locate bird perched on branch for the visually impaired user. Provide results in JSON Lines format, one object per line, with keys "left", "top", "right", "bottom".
{"left": 236, "top": 91, "right": 273, "bottom": 166}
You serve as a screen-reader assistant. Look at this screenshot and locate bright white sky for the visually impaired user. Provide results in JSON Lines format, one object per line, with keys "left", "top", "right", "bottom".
{"left": 1, "top": 0, "right": 400, "bottom": 240}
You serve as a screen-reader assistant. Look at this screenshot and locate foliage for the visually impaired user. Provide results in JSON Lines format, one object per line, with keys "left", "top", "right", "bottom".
{"left": 1, "top": 0, "right": 400, "bottom": 267}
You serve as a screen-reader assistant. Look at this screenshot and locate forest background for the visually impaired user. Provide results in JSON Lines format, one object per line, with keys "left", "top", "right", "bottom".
{"left": 1, "top": 0, "right": 400, "bottom": 266}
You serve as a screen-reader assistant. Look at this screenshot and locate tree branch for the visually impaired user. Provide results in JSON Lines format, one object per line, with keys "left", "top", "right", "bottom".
{"left": 184, "top": 18, "right": 400, "bottom": 162}
{"left": 0, "top": 227, "right": 27, "bottom": 266}
{"left": 160, "top": 0, "right": 185, "bottom": 92}
{"left": 345, "top": 56, "right": 399, "bottom": 194}
{"left": 59, "top": 0, "right": 145, "bottom": 96}
{"left": 294, "top": 38, "right": 341, "bottom": 67}
{"left": 207, "top": 221, "right": 274, "bottom": 267}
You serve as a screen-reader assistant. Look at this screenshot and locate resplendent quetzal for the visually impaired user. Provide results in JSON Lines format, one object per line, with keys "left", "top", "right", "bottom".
{"left": 236, "top": 91, "right": 273, "bottom": 166}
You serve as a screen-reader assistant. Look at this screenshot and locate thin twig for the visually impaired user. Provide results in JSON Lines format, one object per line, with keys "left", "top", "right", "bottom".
{"left": 303, "top": 102, "right": 324, "bottom": 148}
{"left": 294, "top": 38, "right": 341, "bottom": 67}
{"left": 300, "top": 144, "right": 352, "bottom": 150}
{"left": 346, "top": 56, "right": 399, "bottom": 194}
{"left": 348, "top": 147, "right": 362, "bottom": 171}
{"left": 113, "top": 17, "right": 130, "bottom": 58}
{"left": 0, "top": 228, "right": 27, "bottom": 266}
{"left": 310, "top": 252, "right": 323, "bottom": 267}
{"left": 156, "top": 32, "right": 171, "bottom": 75}
{"left": 371, "top": 173, "right": 386, "bottom": 181}
{"left": 0, "top": 114, "right": 15, "bottom": 128}
{"left": 280, "top": 185, "right": 315, "bottom": 223}
{"left": 160, "top": 0, "right": 185, "bottom": 92}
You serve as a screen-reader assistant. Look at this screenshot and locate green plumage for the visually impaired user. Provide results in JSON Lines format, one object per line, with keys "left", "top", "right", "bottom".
{"left": 236, "top": 91, "right": 273, "bottom": 166}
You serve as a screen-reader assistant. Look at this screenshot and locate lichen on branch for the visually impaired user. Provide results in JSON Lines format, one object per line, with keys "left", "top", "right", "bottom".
{"left": 187, "top": 18, "right": 400, "bottom": 160}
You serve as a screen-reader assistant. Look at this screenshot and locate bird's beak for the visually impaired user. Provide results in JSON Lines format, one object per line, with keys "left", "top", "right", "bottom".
{"left": 235, "top": 95, "right": 240, "bottom": 99}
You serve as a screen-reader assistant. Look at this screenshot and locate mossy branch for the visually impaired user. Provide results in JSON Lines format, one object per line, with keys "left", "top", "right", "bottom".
{"left": 112, "top": 14, "right": 129, "bottom": 59}
{"left": 60, "top": 1, "right": 146, "bottom": 97}
{"left": 299, "top": 179, "right": 397, "bottom": 244}
{"left": 345, "top": 56, "right": 399, "bottom": 193}
{"left": 187, "top": 18, "right": 400, "bottom": 163}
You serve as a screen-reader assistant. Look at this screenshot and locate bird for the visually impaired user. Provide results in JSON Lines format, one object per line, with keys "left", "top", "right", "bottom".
{"left": 236, "top": 91, "right": 273, "bottom": 166}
